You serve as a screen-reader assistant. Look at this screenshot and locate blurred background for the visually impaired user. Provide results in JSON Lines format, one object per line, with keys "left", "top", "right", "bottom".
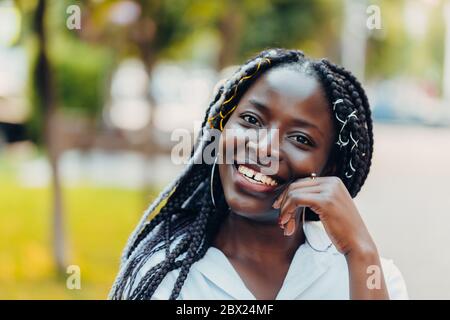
{"left": 0, "top": 0, "right": 449, "bottom": 299}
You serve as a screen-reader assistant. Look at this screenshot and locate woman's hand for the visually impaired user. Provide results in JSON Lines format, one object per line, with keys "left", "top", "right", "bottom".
{"left": 273, "top": 175, "right": 390, "bottom": 299}
{"left": 272, "top": 175, "right": 376, "bottom": 257}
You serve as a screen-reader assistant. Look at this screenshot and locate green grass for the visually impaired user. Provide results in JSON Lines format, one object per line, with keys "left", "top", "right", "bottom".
{"left": 0, "top": 155, "right": 159, "bottom": 299}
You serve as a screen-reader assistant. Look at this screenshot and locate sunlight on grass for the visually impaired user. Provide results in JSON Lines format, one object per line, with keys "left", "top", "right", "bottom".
{"left": 0, "top": 154, "right": 160, "bottom": 299}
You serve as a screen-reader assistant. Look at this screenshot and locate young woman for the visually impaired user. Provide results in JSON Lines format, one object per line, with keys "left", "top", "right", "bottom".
{"left": 109, "top": 48, "right": 408, "bottom": 300}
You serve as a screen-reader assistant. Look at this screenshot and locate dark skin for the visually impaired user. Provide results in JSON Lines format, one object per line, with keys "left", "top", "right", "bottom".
{"left": 213, "top": 67, "right": 389, "bottom": 300}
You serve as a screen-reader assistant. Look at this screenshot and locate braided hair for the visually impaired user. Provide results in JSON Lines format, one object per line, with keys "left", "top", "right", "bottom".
{"left": 109, "top": 48, "right": 374, "bottom": 300}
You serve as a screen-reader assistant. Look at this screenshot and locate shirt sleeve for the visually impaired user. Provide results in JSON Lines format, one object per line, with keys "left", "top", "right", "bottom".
{"left": 381, "top": 258, "right": 409, "bottom": 300}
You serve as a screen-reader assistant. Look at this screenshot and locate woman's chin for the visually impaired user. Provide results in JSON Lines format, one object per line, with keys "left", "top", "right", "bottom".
{"left": 229, "top": 205, "right": 279, "bottom": 223}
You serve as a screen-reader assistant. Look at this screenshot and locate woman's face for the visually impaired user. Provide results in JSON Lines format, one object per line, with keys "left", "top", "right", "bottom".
{"left": 218, "top": 67, "right": 337, "bottom": 222}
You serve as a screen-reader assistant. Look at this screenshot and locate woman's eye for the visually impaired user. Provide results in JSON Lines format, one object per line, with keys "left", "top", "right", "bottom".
{"left": 241, "top": 114, "right": 261, "bottom": 126}
{"left": 290, "top": 134, "right": 313, "bottom": 146}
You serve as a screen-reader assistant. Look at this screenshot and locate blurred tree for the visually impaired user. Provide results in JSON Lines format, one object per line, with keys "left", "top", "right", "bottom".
{"left": 15, "top": 0, "right": 114, "bottom": 275}
{"left": 237, "top": 0, "right": 339, "bottom": 62}
{"left": 161, "top": 0, "right": 339, "bottom": 69}
{"left": 366, "top": 0, "right": 446, "bottom": 85}
{"left": 31, "top": 0, "right": 66, "bottom": 275}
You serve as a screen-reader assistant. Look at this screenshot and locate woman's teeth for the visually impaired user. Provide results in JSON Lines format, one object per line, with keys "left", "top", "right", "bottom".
{"left": 237, "top": 165, "right": 278, "bottom": 186}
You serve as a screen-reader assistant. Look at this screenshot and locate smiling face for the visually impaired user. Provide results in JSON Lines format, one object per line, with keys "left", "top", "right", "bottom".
{"left": 218, "top": 66, "right": 337, "bottom": 222}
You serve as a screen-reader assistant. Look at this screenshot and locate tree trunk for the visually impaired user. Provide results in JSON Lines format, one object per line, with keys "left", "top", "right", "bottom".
{"left": 140, "top": 52, "right": 158, "bottom": 208}
{"left": 34, "top": 0, "right": 66, "bottom": 275}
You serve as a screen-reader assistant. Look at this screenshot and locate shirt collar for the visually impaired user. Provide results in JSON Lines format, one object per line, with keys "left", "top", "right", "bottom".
{"left": 193, "top": 221, "right": 336, "bottom": 300}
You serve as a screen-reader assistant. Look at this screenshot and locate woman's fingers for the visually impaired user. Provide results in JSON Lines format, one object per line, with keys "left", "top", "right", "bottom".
{"left": 284, "top": 216, "right": 296, "bottom": 236}
{"left": 274, "top": 175, "right": 325, "bottom": 235}
{"left": 276, "top": 186, "right": 322, "bottom": 224}
{"left": 279, "top": 209, "right": 293, "bottom": 225}
{"left": 278, "top": 191, "right": 322, "bottom": 230}
{"left": 273, "top": 188, "right": 288, "bottom": 209}
{"left": 286, "top": 177, "right": 322, "bottom": 190}
{"left": 273, "top": 177, "right": 323, "bottom": 209}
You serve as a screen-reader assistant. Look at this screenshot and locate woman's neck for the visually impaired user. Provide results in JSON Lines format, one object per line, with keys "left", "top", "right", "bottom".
{"left": 213, "top": 210, "right": 305, "bottom": 262}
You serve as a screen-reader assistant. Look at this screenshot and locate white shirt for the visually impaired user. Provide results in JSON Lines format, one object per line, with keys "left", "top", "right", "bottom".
{"left": 125, "top": 221, "right": 408, "bottom": 300}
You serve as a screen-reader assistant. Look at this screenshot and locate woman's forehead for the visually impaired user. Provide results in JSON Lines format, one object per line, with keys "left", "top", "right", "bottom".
{"left": 249, "top": 67, "right": 320, "bottom": 102}
{"left": 237, "top": 67, "right": 331, "bottom": 123}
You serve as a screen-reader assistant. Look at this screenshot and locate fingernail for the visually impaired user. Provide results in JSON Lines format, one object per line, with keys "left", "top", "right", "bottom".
{"left": 278, "top": 216, "right": 285, "bottom": 229}
{"left": 284, "top": 219, "right": 295, "bottom": 236}
{"left": 284, "top": 226, "right": 293, "bottom": 236}
{"left": 273, "top": 199, "right": 280, "bottom": 209}
{"left": 280, "top": 214, "right": 290, "bottom": 225}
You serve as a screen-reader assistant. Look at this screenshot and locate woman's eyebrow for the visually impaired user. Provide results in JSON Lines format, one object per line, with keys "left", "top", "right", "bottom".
{"left": 248, "top": 98, "right": 324, "bottom": 138}
{"left": 290, "top": 117, "right": 324, "bottom": 138}
{"left": 248, "top": 98, "right": 270, "bottom": 115}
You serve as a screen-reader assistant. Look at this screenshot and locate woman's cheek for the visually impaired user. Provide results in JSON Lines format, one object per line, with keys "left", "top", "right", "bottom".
{"left": 284, "top": 143, "right": 331, "bottom": 176}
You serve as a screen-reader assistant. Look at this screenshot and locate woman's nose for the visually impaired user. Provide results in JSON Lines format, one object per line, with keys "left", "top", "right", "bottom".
{"left": 247, "top": 129, "right": 282, "bottom": 169}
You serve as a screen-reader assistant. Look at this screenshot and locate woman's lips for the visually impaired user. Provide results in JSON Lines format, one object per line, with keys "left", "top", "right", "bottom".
{"left": 232, "top": 163, "right": 283, "bottom": 194}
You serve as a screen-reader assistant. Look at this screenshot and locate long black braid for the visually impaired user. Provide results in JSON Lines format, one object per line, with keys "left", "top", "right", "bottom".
{"left": 109, "top": 48, "right": 374, "bottom": 300}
